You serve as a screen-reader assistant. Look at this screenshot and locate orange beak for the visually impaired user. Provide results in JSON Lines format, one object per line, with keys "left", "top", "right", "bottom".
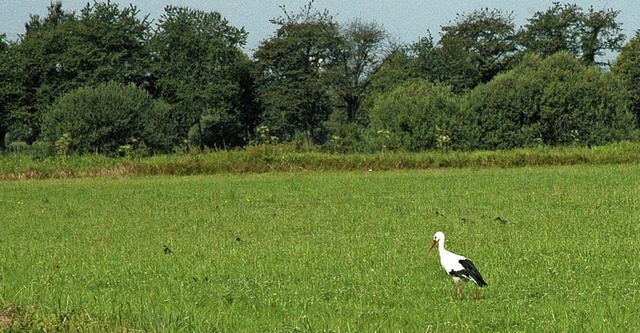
{"left": 428, "top": 240, "right": 437, "bottom": 252}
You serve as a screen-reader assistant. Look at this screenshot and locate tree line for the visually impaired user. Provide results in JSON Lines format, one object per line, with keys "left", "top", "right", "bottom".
{"left": 1, "top": 0, "right": 639, "bottom": 156}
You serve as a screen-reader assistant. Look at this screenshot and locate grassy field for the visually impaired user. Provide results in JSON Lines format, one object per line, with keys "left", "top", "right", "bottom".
{"left": 1, "top": 164, "right": 639, "bottom": 332}
{"left": 2, "top": 141, "right": 640, "bottom": 179}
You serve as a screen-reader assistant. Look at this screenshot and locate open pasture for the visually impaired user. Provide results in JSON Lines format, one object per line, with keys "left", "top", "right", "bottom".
{"left": 1, "top": 165, "right": 639, "bottom": 332}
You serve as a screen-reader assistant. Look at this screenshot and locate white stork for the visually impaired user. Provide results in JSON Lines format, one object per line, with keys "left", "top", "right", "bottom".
{"left": 429, "top": 231, "right": 487, "bottom": 300}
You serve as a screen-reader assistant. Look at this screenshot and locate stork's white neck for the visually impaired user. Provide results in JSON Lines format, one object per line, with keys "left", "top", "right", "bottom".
{"left": 437, "top": 235, "right": 446, "bottom": 252}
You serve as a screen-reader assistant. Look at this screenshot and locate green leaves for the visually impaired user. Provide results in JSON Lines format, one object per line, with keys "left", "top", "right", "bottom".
{"left": 42, "top": 82, "right": 176, "bottom": 155}
{"left": 1, "top": 1, "right": 638, "bottom": 155}
{"left": 12, "top": 1, "right": 152, "bottom": 143}
{"left": 368, "top": 80, "right": 475, "bottom": 151}
{"left": 517, "top": 3, "right": 625, "bottom": 66}
{"left": 612, "top": 33, "right": 640, "bottom": 127}
{"left": 149, "top": 6, "right": 252, "bottom": 149}
{"left": 254, "top": 3, "right": 344, "bottom": 145}
{"left": 468, "top": 52, "right": 634, "bottom": 149}
{"left": 0, "top": 34, "right": 21, "bottom": 151}
{"left": 437, "top": 8, "right": 518, "bottom": 91}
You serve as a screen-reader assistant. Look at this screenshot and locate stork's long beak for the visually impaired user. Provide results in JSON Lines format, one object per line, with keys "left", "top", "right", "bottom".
{"left": 428, "top": 240, "right": 437, "bottom": 252}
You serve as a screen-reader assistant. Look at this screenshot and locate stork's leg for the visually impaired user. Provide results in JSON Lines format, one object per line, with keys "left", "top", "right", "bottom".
{"left": 456, "top": 281, "right": 462, "bottom": 300}
{"left": 475, "top": 288, "right": 479, "bottom": 300}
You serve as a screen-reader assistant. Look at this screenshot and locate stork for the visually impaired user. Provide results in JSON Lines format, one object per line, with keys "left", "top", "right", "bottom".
{"left": 429, "top": 231, "right": 487, "bottom": 300}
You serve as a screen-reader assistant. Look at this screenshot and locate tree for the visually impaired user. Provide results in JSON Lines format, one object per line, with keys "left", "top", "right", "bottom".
{"left": 0, "top": 34, "right": 21, "bottom": 151}
{"left": 405, "top": 35, "right": 438, "bottom": 80}
{"left": 433, "top": 8, "right": 518, "bottom": 93}
{"left": 517, "top": 2, "right": 625, "bottom": 66}
{"left": 612, "top": 33, "right": 640, "bottom": 127}
{"left": 322, "top": 19, "right": 389, "bottom": 152}
{"left": 334, "top": 19, "right": 388, "bottom": 123}
{"left": 364, "top": 47, "right": 417, "bottom": 106}
{"left": 467, "top": 52, "right": 634, "bottom": 149}
{"left": 517, "top": 3, "right": 581, "bottom": 57}
{"left": 149, "top": 6, "right": 252, "bottom": 149}
{"left": 73, "top": 1, "right": 152, "bottom": 86}
{"left": 12, "top": 0, "right": 152, "bottom": 143}
{"left": 11, "top": 1, "right": 75, "bottom": 143}
{"left": 254, "top": 1, "right": 343, "bottom": 145}
{"left": 579, "top": 6, "right": 625, "bottom": 64}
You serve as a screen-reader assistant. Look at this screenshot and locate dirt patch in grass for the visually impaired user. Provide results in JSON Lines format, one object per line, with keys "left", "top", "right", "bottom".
{"left": 0, "top": 307, "right": 18, "bottom": 329}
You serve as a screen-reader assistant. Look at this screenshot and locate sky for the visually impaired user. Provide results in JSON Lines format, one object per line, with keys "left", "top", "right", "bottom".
{"left": 2, "top": 0, "right": 639, "bottom": 59}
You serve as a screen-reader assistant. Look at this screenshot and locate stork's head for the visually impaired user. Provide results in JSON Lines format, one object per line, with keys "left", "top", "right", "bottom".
{"left": 428, "top": 231, "right": 445, "bottom": 252}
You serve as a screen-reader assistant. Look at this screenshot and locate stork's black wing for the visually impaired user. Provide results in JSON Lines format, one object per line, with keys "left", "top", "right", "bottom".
{"left": 449, "top": 259, "right": 487, "bottom": 287}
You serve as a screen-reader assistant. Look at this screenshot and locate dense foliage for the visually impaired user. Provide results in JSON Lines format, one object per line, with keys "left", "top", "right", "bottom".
{"left": 516, "top": 3, "right": 625, "bottom": 66}
{"left": 42, "top": 81, "right": 177, "bottom": 155}
{"left": 149, "top": 6, "right": 255, "bottom": 150}
{"left": 254, "top": 3, "right": 343, "bottom": 146}
{"left": 468, "top": 52, "right": 635, "bottom": 149}
{"left": 8, "top": 1, "right": 152, "bottom": 144}
{"left": 612, "top": 32, "right": 640, "bottom": 128}
{"left": 368, "top": 80, "right": 478, "bottom": 151}
{"left": 1, "top": 1, "right": 639, "bottom": 156}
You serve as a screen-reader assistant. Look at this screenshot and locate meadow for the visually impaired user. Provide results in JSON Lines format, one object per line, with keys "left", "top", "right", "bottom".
{"left": 1, "top": 164, "right": 639, "bottom": 332}
{"left": 2, "top": 141, "right": 640, "bottom": 180}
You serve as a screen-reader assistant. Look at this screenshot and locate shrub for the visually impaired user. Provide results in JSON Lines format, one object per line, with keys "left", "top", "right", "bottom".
{"left": 141, "top": 99, "right": 181, "bottom": 153}
{"left": 367, "top": 80, "right": 479, "bottom": 151}
{"left": 188, "top": 108, "right": 247, "bottom": 150}
{"left": 42, "top": 82, "right": 179, "bottom": 155}
{"left": 612, "top": 34, "right": 640, "bottom": 128}
{"left": 467, "top": 52, "right": 635, "bottom": 149}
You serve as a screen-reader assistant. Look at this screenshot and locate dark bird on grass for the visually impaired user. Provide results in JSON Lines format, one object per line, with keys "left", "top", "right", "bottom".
{"left": 429, "top": 231, "right": 487, "bottom": 300}
{"left": 496, "top": 217, "right": 508, "bottom": 224}
{"left": 163, "top": 244, "right": 172, "bottom": 254}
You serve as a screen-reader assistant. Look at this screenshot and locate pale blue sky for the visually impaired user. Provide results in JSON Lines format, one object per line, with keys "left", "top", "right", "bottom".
{"left": 2, "top": 0, "right": 638, "bottom": 60}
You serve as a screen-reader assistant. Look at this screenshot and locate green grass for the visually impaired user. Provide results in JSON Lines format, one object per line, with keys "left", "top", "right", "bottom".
{"left": 2, "top": 141, "right": 640, "bottom": 179}
{"left": 1, "top": 165, "right": 639, "bottom": 331}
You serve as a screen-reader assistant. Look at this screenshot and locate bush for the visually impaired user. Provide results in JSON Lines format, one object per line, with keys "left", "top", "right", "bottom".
{"left": 188, "top": 108, "right": 247, "bottom": 150}
{"left": 141, "top": 99, "right": 181, "bottom": 153}
{"left": 467, "top": 52, "right": 635, "bottom": 149}
{"left": 42, "top": 82, "right": 180, "bottom": 155}
{"left": 367, "top": 80, "right": 479, "bottom": 151}
{"left": 612, "top": 35, "right": 640, "bottom": 128}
